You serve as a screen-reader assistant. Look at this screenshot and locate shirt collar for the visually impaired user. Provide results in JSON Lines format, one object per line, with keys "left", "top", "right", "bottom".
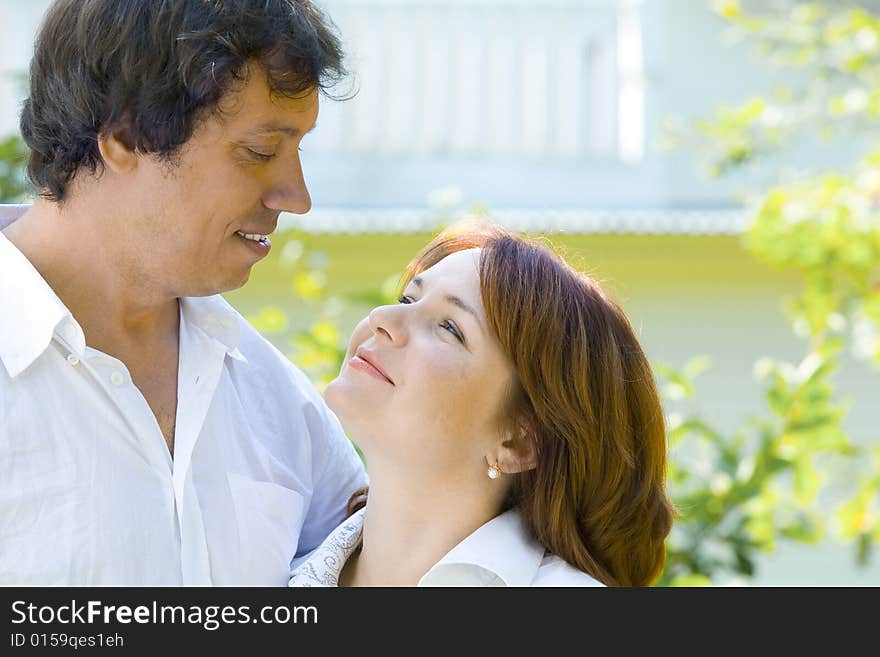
{"left": 0, "top": 231, "right": 80, "bottom": 378}
{"left": 179, "top": 295, "right": 247, "bottom": 363}
{"left": 288, "top": 508, "right": 547, "bottom": 587}
{"left": 417, "top": 509, "right": 546, "bottom": 587}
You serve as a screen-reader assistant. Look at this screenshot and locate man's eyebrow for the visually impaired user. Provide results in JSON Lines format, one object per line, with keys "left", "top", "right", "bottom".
{"left": 410, "top": 276, "right": 485, "bottom": 335}
{"left": 245, "top": 121, "right": 318, "bottom": 138}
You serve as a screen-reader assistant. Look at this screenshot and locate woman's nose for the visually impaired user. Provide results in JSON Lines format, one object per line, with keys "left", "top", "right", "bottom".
{"left": 368, "top": 305, "right": 406, "bottom": 345}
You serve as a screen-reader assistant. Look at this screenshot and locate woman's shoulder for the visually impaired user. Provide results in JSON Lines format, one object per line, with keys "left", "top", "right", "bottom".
{"left": 530, "top": 553, "right": 606, "bottom": 587}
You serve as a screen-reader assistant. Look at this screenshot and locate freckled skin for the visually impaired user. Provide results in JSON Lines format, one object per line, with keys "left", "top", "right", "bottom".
{"left": 324, "top": 250, "right": 518, "bottom": 475}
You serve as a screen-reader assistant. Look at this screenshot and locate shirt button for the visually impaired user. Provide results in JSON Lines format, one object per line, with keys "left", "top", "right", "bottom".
{"left": 67, "top": 354, "right": 80, "bottom": 366}
{"left": 110, "top": 371, "right": 125, "bottom": 386}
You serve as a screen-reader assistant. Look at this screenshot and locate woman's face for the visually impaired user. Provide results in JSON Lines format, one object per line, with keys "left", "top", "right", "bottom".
{"left": 324, "top": 249, "right": 518, "bottom": 475}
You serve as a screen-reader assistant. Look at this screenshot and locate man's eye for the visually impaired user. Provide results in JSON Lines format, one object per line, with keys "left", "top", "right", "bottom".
{"left": 398, "top": 295, "right": 413, "bottom": 304}
{"left": 247, "top": 148, "right": 276, "bottom": 161}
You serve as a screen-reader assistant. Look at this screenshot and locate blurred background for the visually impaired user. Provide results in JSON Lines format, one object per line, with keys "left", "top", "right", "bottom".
{"left": 1, "top": 0, "right": 878, "bottom": 586}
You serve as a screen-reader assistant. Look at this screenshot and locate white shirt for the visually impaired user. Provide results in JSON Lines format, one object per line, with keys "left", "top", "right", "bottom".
{"left": 0, "top": 227, "right": 368, "bottom": 585}
{"left": 288, "top": 508, "right": 605, "bottom": 587}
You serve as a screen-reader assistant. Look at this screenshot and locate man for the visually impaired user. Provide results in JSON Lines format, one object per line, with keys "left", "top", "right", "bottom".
{"left": 0, "top": 0, "right": 367, "bottom": 585}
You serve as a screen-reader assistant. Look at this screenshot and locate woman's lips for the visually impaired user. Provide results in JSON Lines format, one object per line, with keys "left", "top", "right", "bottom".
{"left": 350, "top": 349, "right": 394, "bottom": 385}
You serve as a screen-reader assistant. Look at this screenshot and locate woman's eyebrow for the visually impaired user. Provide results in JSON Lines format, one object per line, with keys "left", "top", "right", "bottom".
{"left": 411, "top": 276, "right": 485, "bottom": 335}
{"left": 445, "top": 295, "right": 485, "bottom": 335}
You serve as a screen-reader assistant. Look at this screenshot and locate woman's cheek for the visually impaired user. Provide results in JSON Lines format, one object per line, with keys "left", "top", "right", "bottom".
{"left": 427, "top": 350, "right": 476, "bottom": 400}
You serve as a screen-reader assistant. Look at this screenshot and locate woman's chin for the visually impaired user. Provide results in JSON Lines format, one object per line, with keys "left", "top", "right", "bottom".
{"left": 322, "top": 377, "right": 346, "bottom": 414}
{"left": 323, "top": 378, "right": 366, "bottom": 427}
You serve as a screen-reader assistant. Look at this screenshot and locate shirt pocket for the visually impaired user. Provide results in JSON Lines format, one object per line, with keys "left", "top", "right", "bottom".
{"left": 226, "top": 472, "right": 305, "bottom": 585}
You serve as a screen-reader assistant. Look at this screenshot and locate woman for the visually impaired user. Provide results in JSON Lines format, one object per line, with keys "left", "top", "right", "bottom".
{"left": 289, "top": 221, "right": 676, "bottom": 587}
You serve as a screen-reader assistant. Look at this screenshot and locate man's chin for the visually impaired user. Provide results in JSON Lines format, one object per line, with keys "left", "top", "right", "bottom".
{"left": 187, "top": 269, "right": 253, "bottom": 297}
{"left": 226, "top": 269, "right": 253, "bottom": 292}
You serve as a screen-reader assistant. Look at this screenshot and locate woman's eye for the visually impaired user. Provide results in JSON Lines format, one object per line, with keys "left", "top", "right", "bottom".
{"left": 397, "top": 294, "right": 464, "bottom": 344}
{"left": 440, "top": 320, "right": 464, "bottom": 343}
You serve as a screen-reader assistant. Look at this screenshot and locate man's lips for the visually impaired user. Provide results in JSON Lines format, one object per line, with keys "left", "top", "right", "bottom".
{"left": 235, "top": 216, "right": 278, "bottom": 238}
{"left": 236, "top": 225, "right": 276, "bottom": 236}
{"left": 233, "top": 220, "right": 277, "bottom": 250}
{"left": 351, "top": 347, "right": 394, "bottom": 385}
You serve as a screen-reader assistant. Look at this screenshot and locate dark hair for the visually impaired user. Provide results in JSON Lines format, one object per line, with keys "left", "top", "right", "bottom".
{"left": 397, "top": 221, "right": 677, "bottom": 586}
{"left": 20, "top": 0, "right": 348, "bottom": 202}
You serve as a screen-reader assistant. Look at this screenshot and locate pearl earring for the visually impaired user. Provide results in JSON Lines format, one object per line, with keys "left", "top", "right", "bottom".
{"left": 487, "top": 462, "right": 501, "bottom": 479}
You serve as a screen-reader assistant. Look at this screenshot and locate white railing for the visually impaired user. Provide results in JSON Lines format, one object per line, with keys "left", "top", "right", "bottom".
{"left": 314, "top": 0, "right": 645, "bottom": 162}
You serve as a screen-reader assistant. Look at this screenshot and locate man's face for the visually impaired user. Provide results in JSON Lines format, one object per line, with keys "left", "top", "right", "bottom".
{"left": 122, "top": 64, "right": 319, "bottom": 297}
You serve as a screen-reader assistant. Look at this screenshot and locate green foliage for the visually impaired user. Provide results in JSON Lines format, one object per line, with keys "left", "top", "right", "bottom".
{"left": 0, "top": 135, "right": 29, "bottom": 202}
{"left": 837, "top": 446, "right": 880, "bottom": 564}
{"left": 657, "top": 0, "right": 880, "bottom": 585}
{"left": 665, "top": 1, "right": 880, "bottom": 177}
{"left": 656, "top": 347, "right": 851, "bottom": 585}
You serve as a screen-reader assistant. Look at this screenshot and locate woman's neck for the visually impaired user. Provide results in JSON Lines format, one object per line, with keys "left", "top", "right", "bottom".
{"left": 340, "top": 465, "right": 508, "bottom": 587}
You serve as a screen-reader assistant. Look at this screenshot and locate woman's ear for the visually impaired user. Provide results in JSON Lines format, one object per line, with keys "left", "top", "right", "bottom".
{"left": 97, "top": 123, "right": 138, "bottom": 174}
{"left": 494, "top": 428, "right": 538, "bottom": 475}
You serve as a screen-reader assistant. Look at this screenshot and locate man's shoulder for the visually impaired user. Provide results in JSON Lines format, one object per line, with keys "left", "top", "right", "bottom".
{"left": 0, "top": 205, "right": 28, "bottom": 230}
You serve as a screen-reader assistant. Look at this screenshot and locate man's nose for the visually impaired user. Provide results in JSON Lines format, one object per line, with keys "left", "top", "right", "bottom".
{"left": 263, "top": 161, "right": 312, "bottom": 214}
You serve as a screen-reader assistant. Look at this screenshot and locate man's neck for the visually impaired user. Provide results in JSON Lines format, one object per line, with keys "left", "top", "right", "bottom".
{"left": 2, "top": 199, "right": 179, "bottom": 352}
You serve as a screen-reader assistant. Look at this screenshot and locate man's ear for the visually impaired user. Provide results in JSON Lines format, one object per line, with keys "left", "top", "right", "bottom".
{"left": 494, "top": 428, "right": 538, "bottom": 475}
{"left": 97, "top": 124, "right": 138, "bottom": 174}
